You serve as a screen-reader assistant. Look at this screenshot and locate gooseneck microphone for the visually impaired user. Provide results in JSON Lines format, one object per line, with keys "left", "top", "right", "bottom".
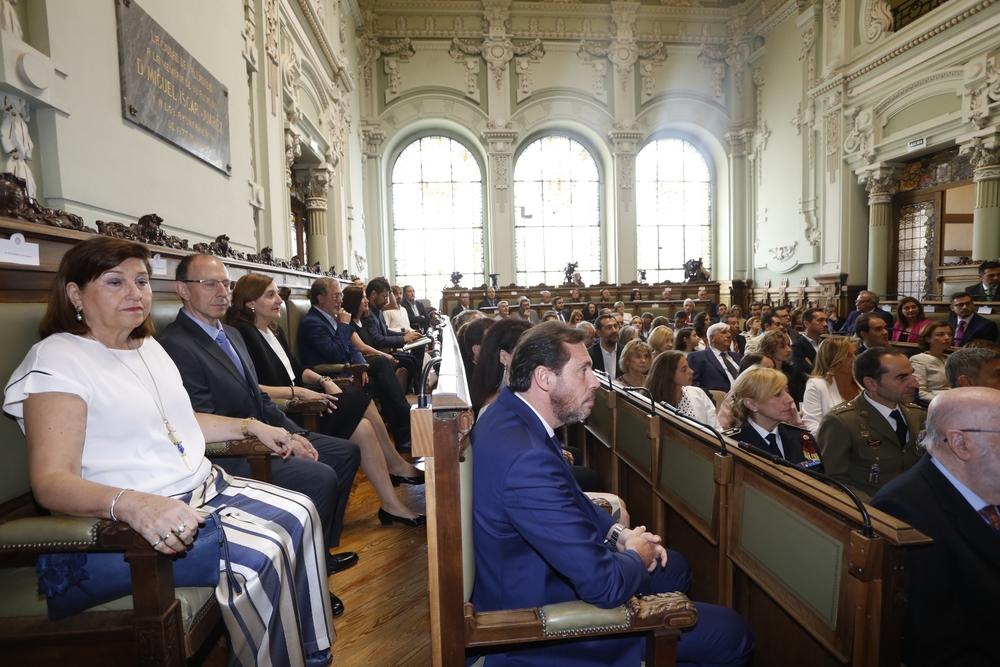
{"left": 735, "top": 441, "right": 874, "bottom": 538}
{"left": 655, "top": 397, "right": 729, "bottom": 457}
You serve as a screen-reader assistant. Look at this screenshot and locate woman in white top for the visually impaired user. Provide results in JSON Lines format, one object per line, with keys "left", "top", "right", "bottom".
{"left": 645, "top": 351, "right": 721, "bottom": 430}
{"left": 801, "top": 336, "right": 861, "bottom": 435}
{"left": 4, "top": 237, "right": 334, "bottom": 666}
{"left": 909, "top": 321, "right": 953, "bottom": 403}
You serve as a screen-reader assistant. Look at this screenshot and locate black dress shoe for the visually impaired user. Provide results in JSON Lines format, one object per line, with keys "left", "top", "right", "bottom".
{"left": 390, "top": 472, "right": 425, "bottom": 487}
{"left": 378, "top": 507, "right": 427, "bottom": 527}
{"left": 329, "top": 593, "right": 345, "bottom": 617}
{"left": 327, "top": 551, "right": 359, "bottom": 574}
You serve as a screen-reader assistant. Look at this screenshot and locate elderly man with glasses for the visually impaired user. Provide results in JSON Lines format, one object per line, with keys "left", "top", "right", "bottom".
{"left": 838, "top": 290, "right": 894, "bottom": 333}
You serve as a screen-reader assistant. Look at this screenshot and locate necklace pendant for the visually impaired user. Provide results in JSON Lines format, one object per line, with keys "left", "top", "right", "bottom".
{"left": 168, "top": 429, "right": 184, "bottom": 446}
{"left": 180, "top": 450, "right": 194, "bottom": 471}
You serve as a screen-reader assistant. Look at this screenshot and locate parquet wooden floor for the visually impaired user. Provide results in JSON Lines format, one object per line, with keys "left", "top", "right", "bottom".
{"left": 328, "top": 470, "right": 431, "bottom": 667}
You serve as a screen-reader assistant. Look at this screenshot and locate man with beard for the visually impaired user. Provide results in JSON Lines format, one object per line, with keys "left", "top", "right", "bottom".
{"left": 469, "top": 322, "right": 753, "bottom": 667}
{"left": 588, "top": 313, "right": 624, "bottom": 376}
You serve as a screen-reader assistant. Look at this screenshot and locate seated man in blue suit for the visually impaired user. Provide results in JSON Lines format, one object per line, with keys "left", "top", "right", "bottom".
{"left": 871, "top": 387, "right": 1000, "bottom": 666}
{"left": 688, "top": 322, "right": 743, "bottom": 394}
{"left": 471, "top": 321, "right": 754, "bottom": 667}
{"left": 840, "top": 290, "right": 894, "bottom": 333}
{"left": 949, "top": 292, "right": 999, "bottom": 346}
{"left": 299, "top": 277, "right": 413, "bottom": 448}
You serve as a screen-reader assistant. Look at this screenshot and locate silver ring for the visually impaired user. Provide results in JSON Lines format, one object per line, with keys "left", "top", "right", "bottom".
{"left": 162, "top": 534, "right": 171, "bottom": 541}
{"left": 177, "top": 523, "right": 187, "bottom": 534}
{"left": 151, "top": 538, "right": 162, "bottom": 547}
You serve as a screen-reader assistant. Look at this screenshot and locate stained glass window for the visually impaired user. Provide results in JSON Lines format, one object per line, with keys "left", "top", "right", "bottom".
{"left": 391, "top": 136, "right": 484, "bottom": 299}
{"left": 513, "top": 136, "right": 601, "bottom": 286}
{"left": 635, "top": 139, "right": 712, "bottom": 283}
{"left": 896, "top": 200, "right": 934, "bottom": 299}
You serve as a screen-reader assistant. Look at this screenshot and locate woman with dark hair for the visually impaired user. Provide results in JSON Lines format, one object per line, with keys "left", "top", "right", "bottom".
{"left": 644, "top": 351, "right": 720, "bottom": 429}
{"left": 227, "top": 274, "right": 425, "bottom": 527}
{"left": 692, "top": 311, "right": 709, "bottom": 349}
{"left": 630, "top": 288, "right": 642, "bottom": 302}
{"left": 757, "top": 329, "right": 808, "bottom": 405}
{"left": 7, "top": 238, "right": 336, "bottom": 666}
{"left": 893, "top": 296, "right": 932, "bottom": 343}
{"left": 724, "top": 367, "right": 822, "bottom": 469}
{"left": 674, "top": 327, "right": 700, "bottom": 356}
{"left": 909, "top": 321, "right": 953, "bottom": 403}
{"left": 341, "top": 285, "right": 410, "bottom": 390}
{"left": 570, "top": 287, "right": 582, "bottom": 303}
{"left": 583, "top": 301, "right": 599, "bottom": 322}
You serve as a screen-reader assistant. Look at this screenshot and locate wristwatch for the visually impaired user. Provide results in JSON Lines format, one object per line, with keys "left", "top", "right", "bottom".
{"left": 241, "top": 417, "right": 256, "bottom": 437}
{"left": 607, "top": 523, "right": 626, "bottom": 549}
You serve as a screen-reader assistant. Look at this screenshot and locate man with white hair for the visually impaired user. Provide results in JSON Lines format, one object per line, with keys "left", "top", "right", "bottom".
{"left": 674, "top": 298, "right": 696, "bottom": 326}
{"left": 871, "top": 387, "right": 1000, "bottom": 667}
{"left": 513, "top": 296, "right": 539, "bottom": 324}
{"left": 687, "top": 322, "right": 743, "bottom": 393}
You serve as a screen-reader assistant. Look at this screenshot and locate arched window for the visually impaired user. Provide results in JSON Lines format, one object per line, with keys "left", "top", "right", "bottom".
{"left": 391, "top": 136, "right": 484, "bottom": 299}
{"left": 635, "top": 139, "right": 712, "bottom": 283}
{"left": 514, "top": 136, "right": 601, "bottom": 286}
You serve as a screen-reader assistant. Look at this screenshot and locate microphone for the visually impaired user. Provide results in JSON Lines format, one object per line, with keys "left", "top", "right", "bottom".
{"left": 656, "top": 399, "right": 729, "bottom": 457}
{"left": 621, "top": 386, "right": 655, "bottom": 418}
{"left": 734, "top": 441, "right": 873, "bottom": 538}
{"left": 417, "top": 358, "right": 442, "bottom": 409}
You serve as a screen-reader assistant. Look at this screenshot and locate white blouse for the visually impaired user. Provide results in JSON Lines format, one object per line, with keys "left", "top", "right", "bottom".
{"left": 800, "top": 376, "right": 849, "bottom": 435}
{"left": 4, "top": 334, "right": 211, "bottom": 497}
{"left": 909, "top": 353, "right": 949, "bottom": 402}
{"left": 676, "top": 385, "right": 722, "bottom": 431}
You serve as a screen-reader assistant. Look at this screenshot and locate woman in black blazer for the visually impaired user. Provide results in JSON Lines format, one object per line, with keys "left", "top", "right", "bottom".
{"left": 228, "top": 274, "right": 425, "bottom": 527}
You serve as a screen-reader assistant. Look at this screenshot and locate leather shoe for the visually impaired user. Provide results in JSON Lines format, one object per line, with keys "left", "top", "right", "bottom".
{"left": 327, "top": 551, "right": 359, "bottom": 574}
{"left": 306, "top": 648, "right": 333, "bottom": 667}
{"left": 329, "top": 593, "right": 344, "bottom": 617}
{"left": 390, "top": 472, "right": 425, "bottom": 487}
{"left": 378, "top": 507, "right": 426, "bottom": 527}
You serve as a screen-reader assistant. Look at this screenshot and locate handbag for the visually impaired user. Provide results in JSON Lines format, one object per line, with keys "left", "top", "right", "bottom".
{"left": 36, "top": 512, "right": 223, "bottom": 621}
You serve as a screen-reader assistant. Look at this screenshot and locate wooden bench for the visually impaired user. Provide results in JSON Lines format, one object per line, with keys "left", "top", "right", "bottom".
{"left": 571, "top": 380, "right": 933, "bottom": 666}
{"left": 413, "top": 321, "right": 698, "bottom": 666}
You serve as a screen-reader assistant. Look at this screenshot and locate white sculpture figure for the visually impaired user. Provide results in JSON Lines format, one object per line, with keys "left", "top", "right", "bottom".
{"left": 0, "top": 4, "right": 35, "bottom": 198}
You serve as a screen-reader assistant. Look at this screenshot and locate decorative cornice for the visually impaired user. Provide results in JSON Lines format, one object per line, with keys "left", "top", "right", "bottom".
{"left": 752, "top": 0, "right": 798, "bottom": 37}
{"left": 871, "top": 69, "right": 963, "bottom": 116}
{"left": 294, "top": 0, "right": 354, "bottom": 92}
{"left": 846, "top": 0, "right": 1000, "bottom": 83}
{"left": 344, "top": 0, "right": 363, "bottom": 28}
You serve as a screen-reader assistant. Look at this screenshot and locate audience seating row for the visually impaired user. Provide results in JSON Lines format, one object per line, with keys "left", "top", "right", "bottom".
{"left": 565, "top": 378, "right": 931, "bottom": 667}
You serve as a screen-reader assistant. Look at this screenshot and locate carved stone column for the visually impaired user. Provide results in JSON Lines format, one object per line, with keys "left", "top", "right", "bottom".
{"left": 296, "top": 167, "right": 333, "bottom": 269}
{"left": 962, "top": 135, "right": 1000, "bottom": 260}
{"left": 361, "top": 126, "right": 386, "bottom": 276}
{"left": 483, "top": 120, "right": 519, "bottom": 280}
{"left": 726, "top": 129, "right": 754, "bottom": 282}
{"left": 857, "top": 164, "right": 898, "bottom": 296}
{"left": 609, "top": 123, "right": 644, "bottom": 282}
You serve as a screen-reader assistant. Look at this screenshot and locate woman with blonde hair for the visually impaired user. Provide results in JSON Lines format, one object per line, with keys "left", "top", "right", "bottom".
{"left": 757, "top": 329, "right": 807, "bottom": 404}
{"left": 645, "top": 351, "right": 720, "bottom": 429}
{"left": 800, "top": 337, "right": 860, "bottom": 434}
{"left": 648, "top": 325, "right": 674, "bottom": 355}
{"left": 568, "top": 309, "right": 584, "bottom": 325}
{"left": 617, "top": 339, "right": 652, "bottom": 387}
{"left": 724, "top": 367, "right": 822, "bottom": 468}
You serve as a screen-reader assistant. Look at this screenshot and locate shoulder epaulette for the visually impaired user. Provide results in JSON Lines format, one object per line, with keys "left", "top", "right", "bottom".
{"left": 831, "top": 400, "right": 856, "bottom": 413}
{"left": 721, "top": 427, "right": 741, "bottom": 437}
{"left": 903, "top": 402, "right": 927, "bottom": 411}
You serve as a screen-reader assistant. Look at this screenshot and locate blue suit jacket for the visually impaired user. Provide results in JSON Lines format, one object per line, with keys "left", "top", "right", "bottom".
{"left": 297, "top": 306, "right": 366, "bottom": 368}
{"left": 362, "top": 305, "right": 407, "bottom": 349}
{"left": 840, "top": 308, "right": 894, "bottom": 333}
{"left": 688, "top": 348, "right": 742, "bottom": 393}
{"left": 471, "top": 388, "right": 649, "bottom": 666}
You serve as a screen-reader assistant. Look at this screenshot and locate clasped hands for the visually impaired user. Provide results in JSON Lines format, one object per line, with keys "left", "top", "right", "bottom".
{"left": 245, "top": 419, "right": 319, "bottom": 461}
{"left": 619, "top": 525, "right": 668, "bottom": 572}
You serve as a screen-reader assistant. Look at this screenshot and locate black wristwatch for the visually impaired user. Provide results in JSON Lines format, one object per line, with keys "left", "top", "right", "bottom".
{"left": 607, "top": 523, "right": 626, "bottom": 549}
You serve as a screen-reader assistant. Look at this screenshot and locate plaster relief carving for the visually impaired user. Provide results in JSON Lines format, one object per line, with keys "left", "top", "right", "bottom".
{"left": 242, "top": 1, "right": 258, "bottom": 70}
{"left": 843, "top": 108, "right": 875, "bottom": 164}
{"left": 284, "top": 128, "right": 301, "bottom": 189}
{"left": 825, "top": 0, "right": 841, "bottom": 32}
{"left": 459, "top": 58, "right": 481, "bottom": 102}
{"left": 361, "top": 126, "right": 386, "bottom": 158}
{"left": 825, "top": 113, "right": 840, "bottom": 182}
{"left": 361, "top": 35, "right": 415, "bottom": 98}
{"left": 384, "top": 57, "right": 404, "bottom": 102}
{"left": 862, "top": 0, "right": 894, "bottom": 44}
{"left": 265, "top": 0, "right": 279, "bottom": 114}
{"left": 769, "top": 243, "right": 797, "bottom": 261}
{"left": 699, "top": 42, "right": 750, "bottom": 99}
{"left": 281, "top": 49, "right": 302, "bottom": 125}
{"left": 451, "top": 37, "right": 545, "bottom": 91}
{"left": 618, "top": 154, "right": 635, "bottom": 190}
{"left": 516, "top": 57, "right": 534, "bottom": 100}
{"left": 579, "top": 40, "right": 666, "bottom": 93}
{"left": 494, "top": 154, "right": 510, "bottom": 190}
{"left": 0, "top": 8, "right": 34, "bottom": 198}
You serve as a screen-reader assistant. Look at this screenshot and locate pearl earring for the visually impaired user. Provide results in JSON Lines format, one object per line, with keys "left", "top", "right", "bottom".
{"left": 75, "top": 306, "right": 83, "bottom": 322}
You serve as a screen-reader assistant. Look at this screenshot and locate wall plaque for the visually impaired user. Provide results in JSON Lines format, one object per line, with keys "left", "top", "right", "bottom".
{"left": 115, "top": 0, "right": 231, "bottom": 174}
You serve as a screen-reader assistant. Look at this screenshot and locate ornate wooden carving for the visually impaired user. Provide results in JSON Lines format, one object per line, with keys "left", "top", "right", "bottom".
{"left": 0, "top": 173, "right": 90, "bottom": 230}
{"left": 626, "top": 592, "right": 698, "bottom": 626}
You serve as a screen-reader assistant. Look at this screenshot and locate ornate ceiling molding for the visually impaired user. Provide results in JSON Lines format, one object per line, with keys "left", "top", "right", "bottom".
{"left": 293, "top": 0, "right": 354, "bottom": 92}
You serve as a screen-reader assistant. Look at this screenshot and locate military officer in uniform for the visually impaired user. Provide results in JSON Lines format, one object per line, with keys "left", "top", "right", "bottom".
{"left": 816, "top": 347, "right": 925, "bottom": 502}
{"left": 722, "top": 366, "right": 824, "bottom": 470}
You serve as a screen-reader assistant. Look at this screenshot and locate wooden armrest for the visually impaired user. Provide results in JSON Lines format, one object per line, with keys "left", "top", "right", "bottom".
{"left": 0, "top": 515, "right": 150, "bottom": 554}
{"left": 309, "top": 363, "right": 369, "bottom": 376}
{"left": 205, "top": 436, "right": 274, "bottom": 483}
{"left": 273, "top": 397, "right": 328, "bottom": 414}
{"left": 464, "top": 592, "right": 697, "bottom": 647}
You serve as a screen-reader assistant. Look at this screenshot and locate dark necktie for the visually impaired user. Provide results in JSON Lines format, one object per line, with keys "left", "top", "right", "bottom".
{"left": 979, "top": 505, "right": 1000, "bottom": 531}
{"left": 955, "top": 319, "right": 966, "bottom": 345}
{"left": 215, "top": 329, "right": 247, "bottom": 382}
{"left": 720, "top": 351, "right": 740, "bottom": 381}
{"left": 766, "top": 433, "right": 781, "bottom": 458}
{"left": 889, "top": 409, "right": 908, "bottom": 445}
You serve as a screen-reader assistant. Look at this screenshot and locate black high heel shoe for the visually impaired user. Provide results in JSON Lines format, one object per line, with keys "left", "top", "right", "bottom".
{"left": 378, "top": 507, "right": 426, "bottom": 527}
{"left": 390, "top": 472, "right": 425, "bottom": 487}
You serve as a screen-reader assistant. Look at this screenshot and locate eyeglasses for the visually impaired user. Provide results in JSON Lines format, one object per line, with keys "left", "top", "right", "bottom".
{"left": 181, "top": 279, "right": 233, "bottom": 291}
{"left": 327, "top": 292, "right": 344, "bottom": 300}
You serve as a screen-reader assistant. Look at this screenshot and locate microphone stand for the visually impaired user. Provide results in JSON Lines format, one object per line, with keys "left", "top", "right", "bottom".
{"left": 418, "top": 358, "right": 442, "bottom": 409}
{"left": 734, "top": 441, "right": 874, "bottom": 538}
{"left": 655, "top": 398, "right": 729, "bottom": 457}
